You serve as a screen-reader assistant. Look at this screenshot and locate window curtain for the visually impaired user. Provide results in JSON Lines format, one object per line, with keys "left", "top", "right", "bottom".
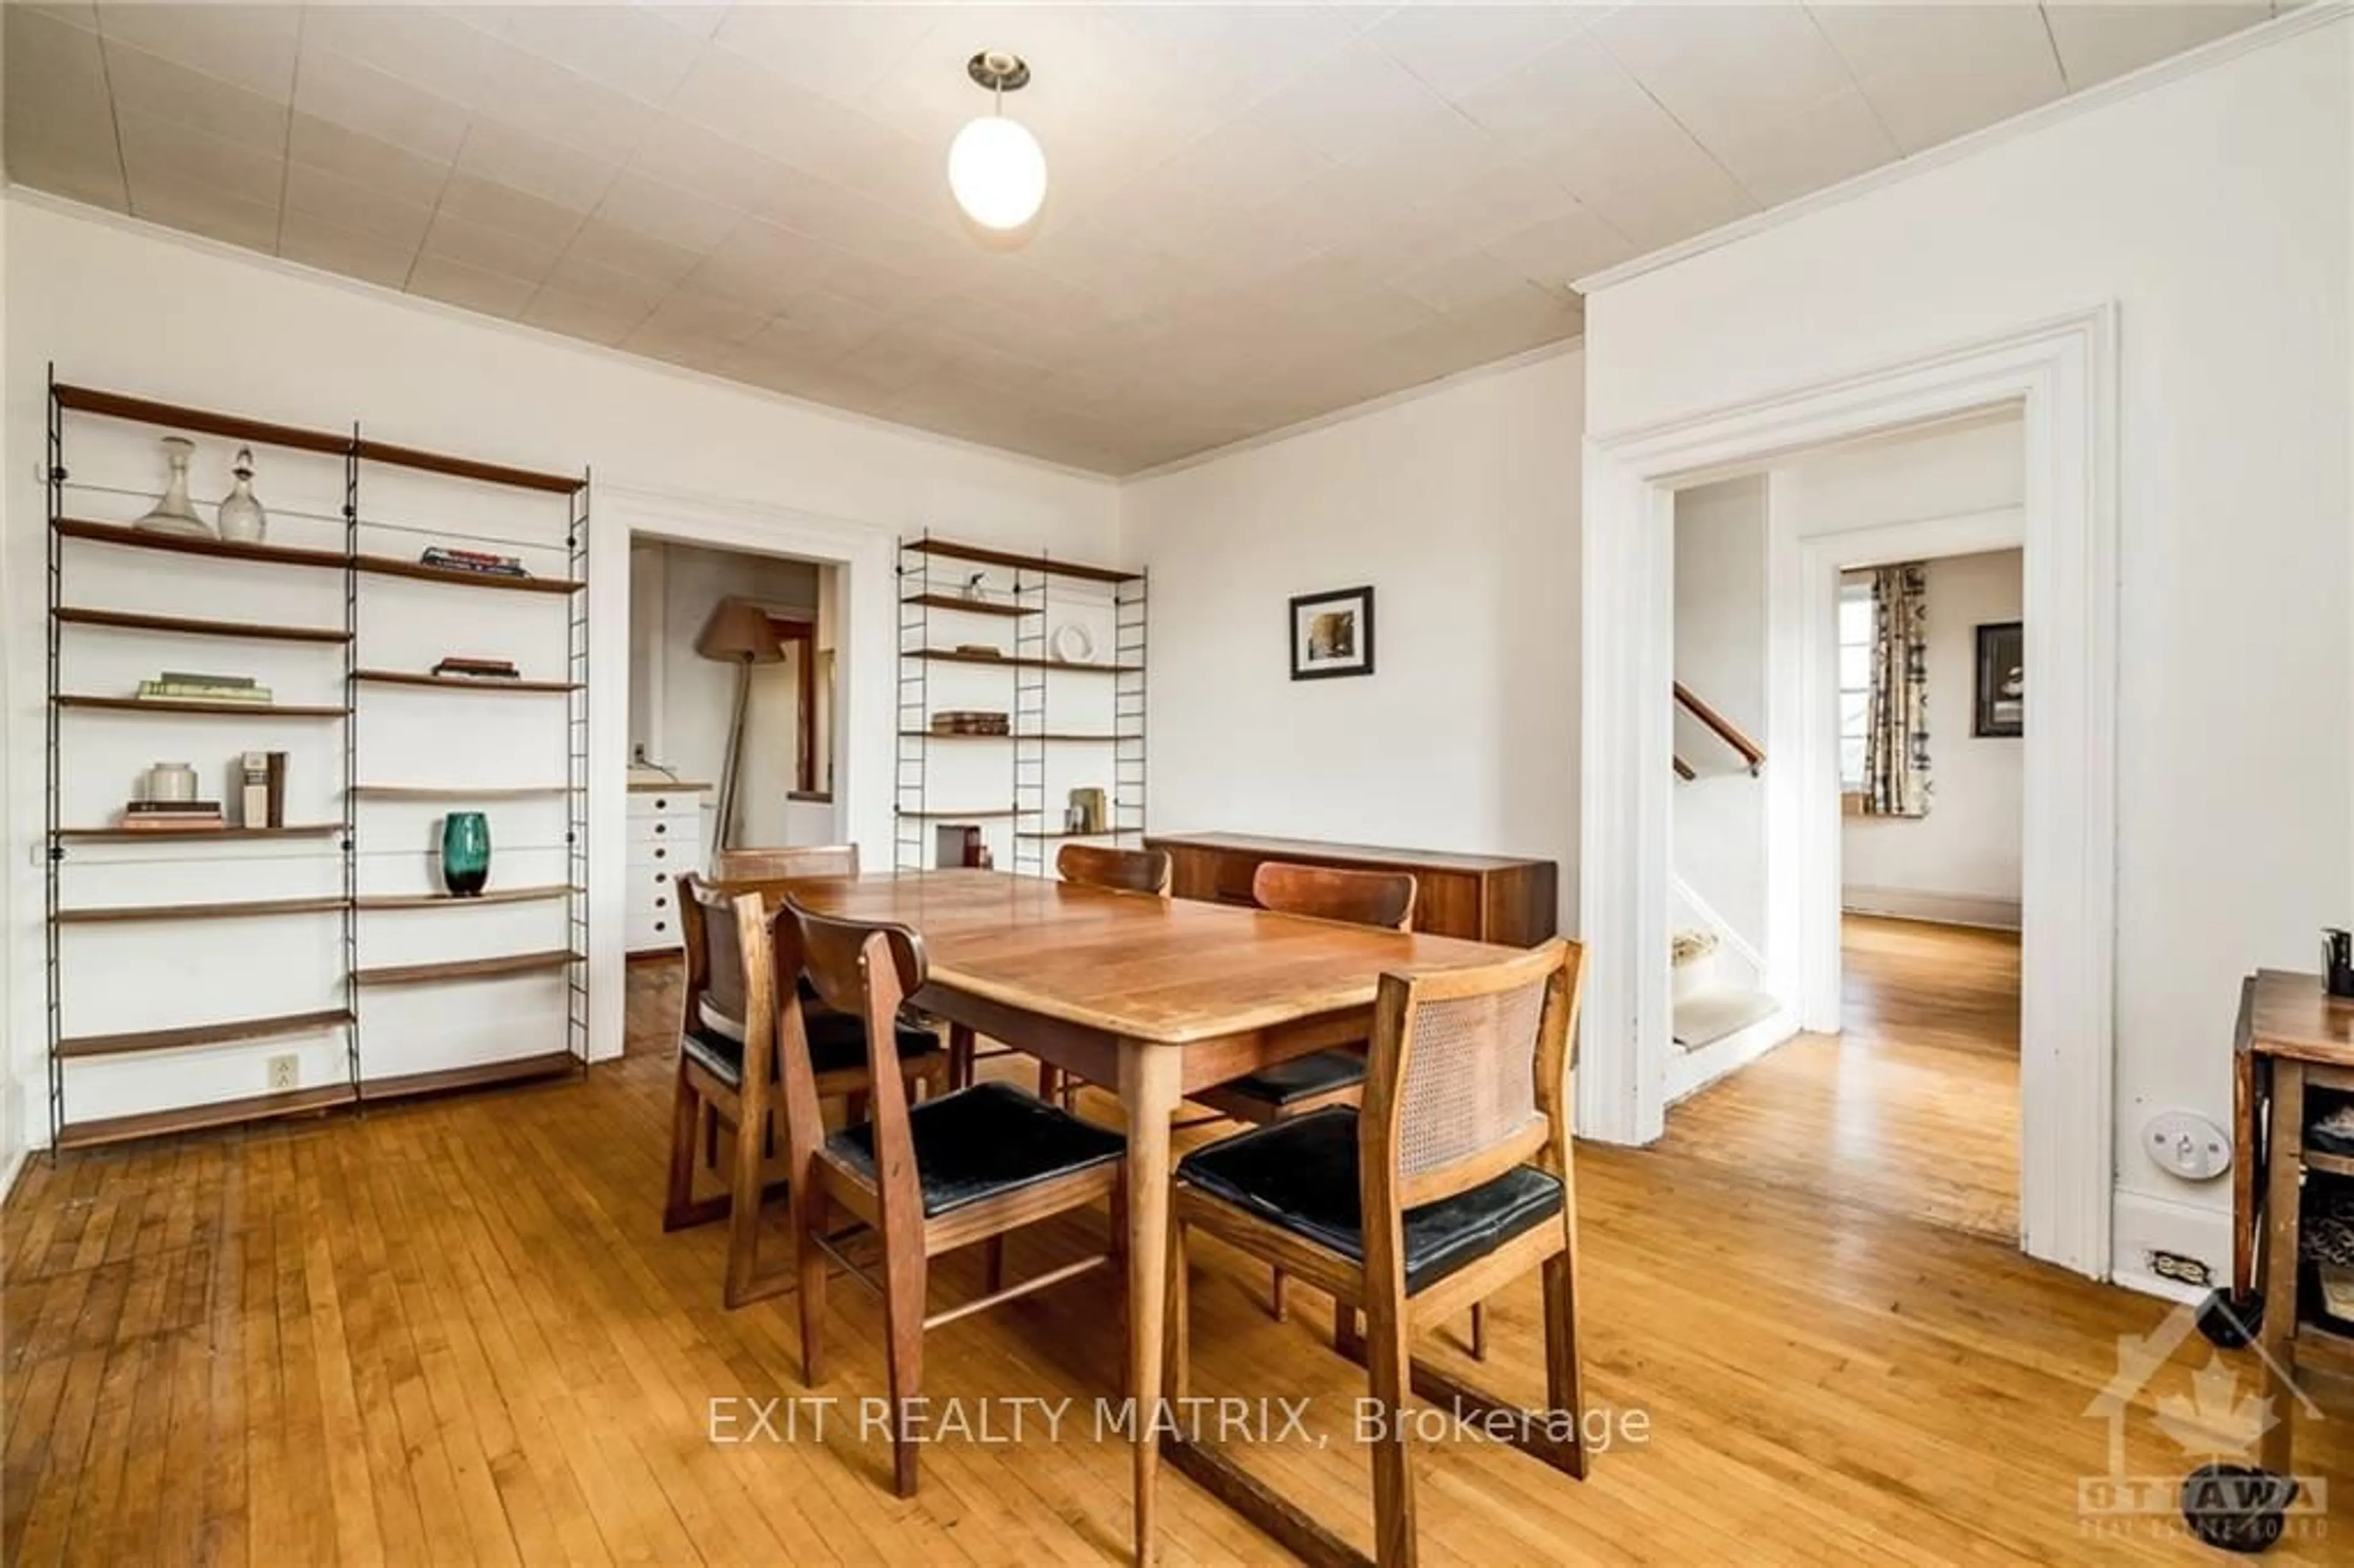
{"left": 1863, "top": 563, "right": 1931, "bottom": 816}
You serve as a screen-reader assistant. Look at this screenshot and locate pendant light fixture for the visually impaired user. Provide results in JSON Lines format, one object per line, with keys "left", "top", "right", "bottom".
{"left": 948, "top": 51, "right": 1047, "bottom": 232}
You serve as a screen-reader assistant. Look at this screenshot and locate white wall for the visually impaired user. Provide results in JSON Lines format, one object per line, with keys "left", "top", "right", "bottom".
{"left": 1670, "top": 476, "right": 1768, "bottom": 948}
{"left": 5, "top": 194, "right": 1121, "bottom": 1148}
{"left": 1583, "top": 17, "right": 2352, "bottom": 1285}
{"left": 1842, "top": 549, "right": 2025, "bottom": 927}
{"left": 1122, "top": 349, "right": 1583, "bottom": 931}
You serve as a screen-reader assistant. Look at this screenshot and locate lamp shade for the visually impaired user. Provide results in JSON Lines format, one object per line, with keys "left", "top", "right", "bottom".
{"left": 949, "top": 113, "right": 1047, "bottom": 230}
{"left": 694, "top": 598, "right": 784, "bottom": 664}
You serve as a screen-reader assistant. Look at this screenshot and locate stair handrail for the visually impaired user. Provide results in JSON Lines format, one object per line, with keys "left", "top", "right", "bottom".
{"left": 1672, "top": 682, "right": 1764, "bottom": 776}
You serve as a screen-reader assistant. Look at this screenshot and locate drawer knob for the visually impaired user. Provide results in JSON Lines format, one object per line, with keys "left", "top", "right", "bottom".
{"left": 653, "top": 847, "right": 666, "bottom": 859}
{"left": 655, "top": 823, "right": 666, "bottom": 835}
{"left": 653, "top": 872, "right": 668, "bottom": 883}
{"left": 653, "top": 920, "right": 666, "bottom": 933}
{"left": 654, "top": 896, "right": 668, "bottom": 909}
{"left": 653, "top": 798, "right": 667, "bottom": 809}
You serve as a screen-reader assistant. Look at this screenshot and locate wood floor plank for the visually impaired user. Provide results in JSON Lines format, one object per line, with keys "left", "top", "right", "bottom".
{"left": 6, "top": 936, "right": 2350, "bottom": 1566}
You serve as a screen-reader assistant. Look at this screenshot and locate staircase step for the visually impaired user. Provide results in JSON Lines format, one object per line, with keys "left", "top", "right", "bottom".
{"left": 1672, "top": 988, "right": 1779, "bottom": 1051}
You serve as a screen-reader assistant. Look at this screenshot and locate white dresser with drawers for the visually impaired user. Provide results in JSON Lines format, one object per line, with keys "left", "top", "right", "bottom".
{"left": 627, "top": 780, "right": 707, "bottom": 954}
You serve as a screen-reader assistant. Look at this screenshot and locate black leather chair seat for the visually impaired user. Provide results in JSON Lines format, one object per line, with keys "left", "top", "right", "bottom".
{"left": 1214, "top": 1049, "right": 1367, "bottom": 1108}
{"left": 828, "top": 1081, "right": 1125, "bottom": 1217}
{"left": 683, "top": 1011, "right": 939, "bottom": 1087}
{"left": 1178, "top": 1107, "right": 1562, "bottom": 1295}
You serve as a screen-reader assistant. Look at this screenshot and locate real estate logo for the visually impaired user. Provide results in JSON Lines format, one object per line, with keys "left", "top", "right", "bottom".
{"left": 2079, "top": 1298, "right": 2326, "bottom": 1550}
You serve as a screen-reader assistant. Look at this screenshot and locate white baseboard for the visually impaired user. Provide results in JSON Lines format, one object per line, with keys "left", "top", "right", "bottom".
{"left": 0, "top": 1147, "right": 29, "bottom": 1210}
{"left": 1666, "top": 1006, "right": 1798, "bottom": 1103}
{"left": 2110, "top": 1189, "right": 2232, "bottom": 1304}
{"left": 1841, "top": 885, "right": 2022, "bottom": 931}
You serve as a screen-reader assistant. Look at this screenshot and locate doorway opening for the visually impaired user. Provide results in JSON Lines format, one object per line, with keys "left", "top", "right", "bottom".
{"left": 1658, "top": 414, "right": 2028, "bottom": 1238}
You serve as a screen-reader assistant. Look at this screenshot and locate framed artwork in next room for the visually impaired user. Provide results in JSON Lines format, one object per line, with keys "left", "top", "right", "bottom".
{"left": 1289, "top": 585, "right": 1375, "bottom": 680}
{"left": 1974, "top": 620, "right": 2024, "bottom": 737}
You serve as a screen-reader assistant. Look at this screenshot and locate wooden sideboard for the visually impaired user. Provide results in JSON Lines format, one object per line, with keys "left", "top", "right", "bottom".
{"left": 1143, "top": 832, "right": 1558, "bottom": 947}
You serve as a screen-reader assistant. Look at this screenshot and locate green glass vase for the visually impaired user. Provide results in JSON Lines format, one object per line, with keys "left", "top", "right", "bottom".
{"left": 441, "top": 811, "right": 490, "bottom": 897}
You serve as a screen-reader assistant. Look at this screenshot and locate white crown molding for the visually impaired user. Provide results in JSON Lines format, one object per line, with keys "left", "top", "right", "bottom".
{"left": 1117, "top": 333, "right": 1585, "bottom": 485}
{"left": 1577, "top": 3, "right": 2350, "bottom": 296}
{"left": 0, "top": 185, "right": 1121, "bottom": 489}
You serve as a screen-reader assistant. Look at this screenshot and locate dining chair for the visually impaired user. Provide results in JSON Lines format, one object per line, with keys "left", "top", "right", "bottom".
{"left": 661, "top": 875, "right": 948, "bottom": 1308}
{"left": 774, "top": 894, "right": 1128, "bottom": 1498}
{"left": 714, "top": 843, "right": 859, "bottom": 881}
{"left": 1190, "top": 861, "right": 1436, "bottom": 1331}
{"left": 1032, "top": 843, "right": 1175, "bottom": 1104}
{"left": 1164, "top": 938, "right": 1588, "bottom": 1567}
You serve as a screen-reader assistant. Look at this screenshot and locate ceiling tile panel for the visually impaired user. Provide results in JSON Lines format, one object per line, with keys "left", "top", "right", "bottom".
{"left": 710, "top": 2, "right": 942, "bottom": 105}
{"left": 1363, "top": 0, "right": 1592, "bottom": 97}
{"left": 1808, "top": 2, "right": 2068, "bottom": 154}
{"left": 1703, "top": 86, "right": 1900, "bottom": 207}
{"left": 1237, "top": 39, "right": 1452, "bottom": 160}
{"left": 4, "top": 129, "right": 130, "bottom": 211}
{"left": 6, "top": 7, "right": 118, "bottom": 156}
{"left": 453, "top": 120, "right": 622, "bottom": 213}
{"left": 519, "top": 286, "right": 655, "bottom": 346}
{"left": 435, "top": 170, "right": 589, "bottom": 249}
{"left": 467, "top": 36, "right": 658, "bottom": 166}
{"left": 276, "top": 208, "right": 417, "bottom": 289}
{"left": 102, "top": 37, "right": 289, "bottom": 153}
{"left": 2042, "top": 2, "right": 2272, "bottom": 89}
{"left": 128, "top": 170, "right": 283, "bottom": 253}
{"left": 117, "top": 108, "right": 285, "bottom": 207}
{"left": 421, "top": 207, "right": 570, "bottom": 283}
{"left": 496, "top": 3, "right": 709, "bottom": 104}
{"left": 593, "top": 170, "right": 746, "bottom": 253}
{"left": 559, "top": 217, "right": 710, "bottom": 287}
{"left": 287, "top": 113, "right": 452, "bottom": 210}
{"left": 95, "top": 2, "right": 300, "bottom": 100}
{"left": 407, "top": 253, "right": 538, "bottom": 319}
{"left": 292, "top": 42, "right": 474, "bottom": 163}
{"left": 1588, "top": 2, "right": 1855, "bottom": 153}
{"left": 1480, "top": 204, "right": 1640, "bottom": 289}
{"left": 300, "top": 5, "right": 498, "bottom": 102}
{"left": 282, "top": 160, "right": 435, "bottom": 249}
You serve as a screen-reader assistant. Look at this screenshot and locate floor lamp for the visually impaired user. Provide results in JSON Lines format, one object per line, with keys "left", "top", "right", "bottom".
{"left": 695, "top": 597, "right": 783, "bottom": 851}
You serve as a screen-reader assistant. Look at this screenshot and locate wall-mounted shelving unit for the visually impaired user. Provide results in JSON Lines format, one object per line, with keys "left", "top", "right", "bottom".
{"left": 44, "top": 371, "right": 589, "bottom": 1152}
{"left": 894, "top": 534, "right": 1146, "bottom": 875}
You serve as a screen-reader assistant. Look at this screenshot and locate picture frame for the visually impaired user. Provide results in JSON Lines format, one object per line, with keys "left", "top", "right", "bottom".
{"left": 1973, "top": 620, "right": 2024, "bottom": 737}
{"left": 1289, "top": 585, "right": 1376, "bottom": 681}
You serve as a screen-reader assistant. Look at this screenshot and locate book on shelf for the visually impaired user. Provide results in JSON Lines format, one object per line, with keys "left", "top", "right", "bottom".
{"left": 240, "top": 751, "right": 269, "bottom": 829}
{"left": 159, "top": 671, "right": 256, "bottom": 688}
{"left": 265, "top": 751, "right": 287, "bottom": 828}
{"left": 124, "top": 799, "right": 223, "bottom": 815}
{"left": 432, "top": 656, "right": 520, "bottom": 680}
{"left": 419, "top": 546, "right": 528, "bottom": 578}
{"left": 138, "top": 679, "right": 273, "bottom": 702}
{"left": 118, "top": 803, "right": 225, "bottom": 830}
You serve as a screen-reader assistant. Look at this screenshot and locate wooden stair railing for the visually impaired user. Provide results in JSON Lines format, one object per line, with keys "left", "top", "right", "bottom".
{"left": 1672, "top": 682, "right": 1764, "bottom": 778}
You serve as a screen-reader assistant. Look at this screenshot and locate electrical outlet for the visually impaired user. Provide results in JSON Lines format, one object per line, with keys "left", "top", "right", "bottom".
{"left": 266, "top": 1054, "right": 298, "bottom": 1091}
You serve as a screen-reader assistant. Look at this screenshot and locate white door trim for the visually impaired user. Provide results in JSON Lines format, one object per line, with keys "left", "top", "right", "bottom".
{"left": 1579, "top": 305, "right": 2118, "bottom": 1279}
{"left": 1778, "top": 504, "right": 2026, "bottom": 1036}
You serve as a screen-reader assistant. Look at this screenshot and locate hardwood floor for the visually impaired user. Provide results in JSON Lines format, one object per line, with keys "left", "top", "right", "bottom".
{"left": 7, "top": 949, "right": 2345, "bottom": 1565}
{"left": 1666, "top": 915, "right": 2022, "bottom": 1241}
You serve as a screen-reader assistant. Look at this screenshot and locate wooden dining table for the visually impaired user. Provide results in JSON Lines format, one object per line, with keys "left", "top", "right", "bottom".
{"left": 770, "top": 868, "right": 1518, "bottom": 1563}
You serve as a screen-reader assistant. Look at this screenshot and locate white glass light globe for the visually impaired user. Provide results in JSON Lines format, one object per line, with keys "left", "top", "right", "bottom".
{"left": 948, "top": 113, "right": 1047, "bottom": 230}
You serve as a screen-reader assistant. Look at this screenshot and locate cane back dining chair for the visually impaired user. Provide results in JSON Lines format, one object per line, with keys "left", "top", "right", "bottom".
{"left": 773, "top": 894, "right": 1129, "bottom": 1498}
{"left": 1163, "top": 937, "right": 1588, "bottom": 1567}
{"left": 1031, "top": 843, "right": 1175, "bottom": 1104}
{"left": 662, "top": 875, "right": 948, "bottom": 1308}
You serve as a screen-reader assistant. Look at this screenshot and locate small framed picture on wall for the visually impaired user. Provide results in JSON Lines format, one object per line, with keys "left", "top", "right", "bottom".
{"left": 1289, "top": 586, "right": 1375, "bottom": 680}
{"left": 1974, "top": 620, "right": 2024, "bottom": 737}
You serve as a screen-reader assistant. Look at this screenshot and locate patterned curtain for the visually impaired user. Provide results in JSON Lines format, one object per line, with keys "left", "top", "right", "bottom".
{"left": 1863, "top": 564, "right": 1931, "bottom": 816}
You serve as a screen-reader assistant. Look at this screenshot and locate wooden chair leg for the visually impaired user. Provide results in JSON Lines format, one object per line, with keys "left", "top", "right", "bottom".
{"left": 1541, "top": 1254, "right": 1588, "bottom": 1480}
{"left": 1270, "top": 1266, "right": 1289, "bottom": 1322}
{"left": 662, "top": 1068, "right": 701, "bottom": 1231}
{"left": 1363, "top": 1288, "right": 1419, "bottom": 1567}
{"left": 723, "top": 1092, "right": 772, "bottom": 1309}
{"left": 882, "top": 1249, "right": 928, "bottom": 1498}
{"left": 1470, "top": 1301, "right": 1488, "bottom": 1362}
{"left": 795, "top": 1184, "right": 829, "bottom": 1385}
{"left": 949, "top": 1023, "right": 976, "bottom": 1089}
{"left": 1037, "top": 1060, "right": 1062, "bottom": 1102}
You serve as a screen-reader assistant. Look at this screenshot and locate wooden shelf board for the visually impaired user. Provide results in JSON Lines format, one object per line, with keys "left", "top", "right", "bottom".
{"left": 56, "top": 517, "right": 349, "bottom": 572}
{"left": 58, "top": 896, "right": 346, "bottom": 924}
{"left": 53, "top": 386, "right": 352, "bottom": 457}
{"left": 59, "top": 1007, "right": 355, "bottom": 1060}
{"left": 355, "top": 554, "right": 581, "bottom": 595}
{"left": 356, "top": 885, "right": 576, "bottom": 910}
{"left": 2305, "top": 1147, "right": 2354, "bottom": 1180}
{"left": 56, "top": 1083, "right": 357, "bottom": 1150}
{"left": 58, "top": 695, "right": 349, "bottom": 718}
{"left": 352, "top": 669, "right": 581, "bottom": 693}
{"left": 351, "top": 785, "right": 570, "bottom": 800}
{"left": 901, "top": 538, "right": 1140, "bottom": 585}
{"left": 362, "top": 1051, "right": 579, "bottom": 1103}
{"left": 1015, "top": 831, "right": 1138, "bottom": 842}
{"left": 356, "top": 438, "right": 582, "bottom": 495}
{"left": 56, "top": 823, "right": 344, "bottom": 843}
{"left": 908, "top": 649, "right": 1142, "bottom": 674}
{"left": 896, "top": 808, "right": 1020, "bottom": 820}
{"left": 354, "top": 949, "right": 582, "bottom": 986}
{"left": 901, "top": 593, "right": 1037, "bottom": 618}
{"left": 57, "top": 607, "right": 351, "bottom": 644}
{"left": 899, "top": 731, "right": 1135, "bottom": 742}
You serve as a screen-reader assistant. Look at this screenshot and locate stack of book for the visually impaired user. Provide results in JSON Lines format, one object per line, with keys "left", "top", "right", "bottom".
{"left": 119, "top": 800, "right": 225, "bottom": 832}
{"left": 432, "top": 656, "right": 520, "bottom": 681}
{"left": 136, "top": 671, "right": 272, "bottom": 704}
{"left": 931, "top": 710, "right": 1011, "bottom": 736}
{"left": 420, "top": 546, "right": 529, "bottom": 579}
{"left": 237, "top": 751, "right": 289, "bottom": 827}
